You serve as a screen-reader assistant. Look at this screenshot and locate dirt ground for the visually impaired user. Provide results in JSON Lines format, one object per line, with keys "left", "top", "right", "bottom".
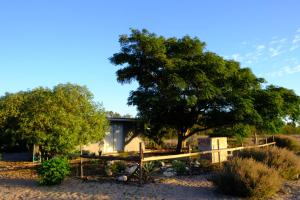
{"left": 0, "top": 161, "right": 300, "bottom": 200}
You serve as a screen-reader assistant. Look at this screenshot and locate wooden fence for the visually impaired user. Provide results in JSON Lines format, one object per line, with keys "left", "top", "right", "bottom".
{"left": 142, "top": 142, "right": 276, "bottom": 162}
{"left": 81, "top": 141, "right": 276, "bottom": 184}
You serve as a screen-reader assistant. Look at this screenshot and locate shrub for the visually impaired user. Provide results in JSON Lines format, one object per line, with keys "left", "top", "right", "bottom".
{"left": 110, "top": 161, "right": 127, "bottom": 175}
{"left": 274, "top": 135, "right": 300, "bottom": 153}
{"left": 194, "top": 159, "right": 223, "bottom": 173}
{"left": 212, "top": 157, "right": 282, "bottom": 199}
{"left": 142, "top": 161, "right": 160, "bottom": 182}
{"left": 37, "top": 157, "right": 70, "bottom": 185}
{"left": 237, "top": 147, "right": 300, "bottom": 180}
{"left": 171, "top": 160, "right": 187, "bottom": 175}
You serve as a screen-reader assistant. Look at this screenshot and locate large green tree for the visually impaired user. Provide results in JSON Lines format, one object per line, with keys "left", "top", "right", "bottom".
{"left": 0, "top": 83, "right": 109, "bottom": 157}
{"left": 110, "top": 29, "right": 300, "bottom": 152}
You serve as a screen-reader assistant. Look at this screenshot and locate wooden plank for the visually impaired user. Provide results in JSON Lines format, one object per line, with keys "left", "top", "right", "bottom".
{"left": 143, "top": 153, "right": 194, "bottom": 162}
{"left": 80, "top": 154, "right": 140, "bottom": 161}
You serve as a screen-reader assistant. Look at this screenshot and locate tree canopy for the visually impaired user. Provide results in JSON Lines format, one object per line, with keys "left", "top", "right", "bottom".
{"left": 0, "top": 83, "right": 109, "bottom": 157}
{"left": 106, "top": 111, "right": 133, "bottom": 118}
{"left": 110, "top": 29, "right": 300, "bottom": 152}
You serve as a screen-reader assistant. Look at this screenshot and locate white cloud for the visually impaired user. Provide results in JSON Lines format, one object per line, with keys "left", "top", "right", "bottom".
{"left": 267, "top": 64, "right": 300, "bottom": 77}
{"left": 230, "top": 53, "right": 242, "bottom": 61}
{"left": 270, "top": 38, "right": 287, "bottom": 45}
{"left": 256, "top": 45, "right": 265, "bottom": 50}
{"left": 228, "top": 28, "right": 300, "bottom": 65}
{"left": 285, "top": 57, "right": 299, "bottom": 65}
{"left": 292, "top": 34, "right": 300, "bottom": 44}
{"left": 284, "top": 65, "right": 300, "bottom": 74}
{"left": 269, "top": 46, "right": 283, "bottom": 57}
{"left": 290, "top": 44, "right": 300, "bottom": 51}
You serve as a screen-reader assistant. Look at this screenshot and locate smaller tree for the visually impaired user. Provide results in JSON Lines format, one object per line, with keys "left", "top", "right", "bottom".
{"left": 0, "top": 83, "right": 109, "bottom": 158}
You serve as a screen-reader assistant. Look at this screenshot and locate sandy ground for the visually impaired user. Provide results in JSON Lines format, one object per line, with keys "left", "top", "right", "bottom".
{"left": 0, "top": 172, "right": 236, "bottom": 200}
{"left": 0, "top": 162, "right": 299, "bottom": 200}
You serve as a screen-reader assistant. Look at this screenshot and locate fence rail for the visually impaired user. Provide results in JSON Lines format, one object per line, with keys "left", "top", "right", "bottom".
{"left": 142, "top": 142, "right": 276, "bottom": 162}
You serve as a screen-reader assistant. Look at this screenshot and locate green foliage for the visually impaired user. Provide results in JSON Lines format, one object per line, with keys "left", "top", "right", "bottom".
{"left": 142, "top": 161, "right": 160, "bottom": 182}
{"left": 280, "top": 124, "right": 300, "bottom": 134}
{"left": 110, "top": 29, "right": 300, "bottom": 152}
{"left": 110, "top": 161, "right": 127, "bottom": 175}
{"left": 106, "top": 111, "right": 122, "bottom": 118}
{"left": 0, "top": 83, "right": 109, "bottom": 157}
{"left": 274, "top": 135, "right": 300, "bottom": 152}
{"left": 212, "top": 157, "right": 282, "bottom": 199}
{"left": 194, "top": 159, "right": 223, "bottom": 173}
{"left": 37, "top": 157, "right": 70, "bottom": 185}
{"left": 145, "top": 140, "right": 161, "bottom": 149}
{"left": 171, "top": 160, "right": 187, "bottom": 175}
{"left": 237, "top": 147, "right": 300, "bottom": 180}
{"left": 106, "top": 111, "right": 132, "bottom": 118}
{"left": 212, "top": 124, "right": 251, "bottom": 142}
{"left": 0, "top": 153, "right": 2, "bottom": 161}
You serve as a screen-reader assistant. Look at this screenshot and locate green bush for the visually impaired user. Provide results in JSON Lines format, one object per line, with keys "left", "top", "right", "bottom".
{"left": 237, "top": 147, "right": 300, "bottom": 180}
{"left": 37, "top": 157, "right": 70, "bottom": 185}
{"left": 274, "top": 135, "right": 300, "bottom": 153}
{"left": 194, "top": 159, "right": 222, "bottom": 173}
{"left": 212, "top": 157, "right": 282, "bottom": 199}
{"left": 142, "top": 161, "right": 160, "bottom": 182}
{"left": 172, "top": 160, "right": 187, "bottom": 175}
{"left": 110, "top": 161, "right": 127, "bottom": 175}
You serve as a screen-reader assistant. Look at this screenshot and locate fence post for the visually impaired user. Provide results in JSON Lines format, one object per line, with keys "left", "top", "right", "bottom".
{"left": 254, "top": 132, "right": 258, "bottom": 145}
{"left": 217, "top": 139, "right": 221, "bottom": 166}
{"left": 32, "top": 144, "right": 35, "bottom": 163}
{"left": 139, "top": 142, "right": 144, "bottom": 185}
{"left": 80, "top": 145, "right": 83, "bottom": 178}
{"left": 188, "top": 145, "right": 192, "bottom": 175}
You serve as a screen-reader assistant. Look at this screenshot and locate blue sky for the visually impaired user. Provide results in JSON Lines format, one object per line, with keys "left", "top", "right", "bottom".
{"left": 0, "top": 1, "right": 300, "bottom": 116}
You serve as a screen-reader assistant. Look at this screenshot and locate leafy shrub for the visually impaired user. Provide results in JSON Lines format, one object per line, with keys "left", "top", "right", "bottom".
{"left": 171, "top": 160, "right": 187, "bottom": 175}
{"left": 237, "top": 147, "right": 300, "bottom": 180}
{"left": 142, "top": 161, "right": 160, "bottom": 182}
{"left": 212, "top": 157, "right": 282, "bottom": 199}
{"left": 144, "top": 139, "right": 161, "bottom": 149}
{"left": 110, "top": 161, "right": 127, "bottom": 175}
{"left": 194, "top": 159, "right": 223, "bottom": 173}
{"left": 274, "top": 135, "right": 300, "bottom": 153}
{"left": 37, "top": 157, "right": 70, "bottom": 185}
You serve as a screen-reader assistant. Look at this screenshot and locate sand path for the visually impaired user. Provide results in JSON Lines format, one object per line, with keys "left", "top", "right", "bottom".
{"left": 0, "top": 162, "right": 299, "bottom": 200}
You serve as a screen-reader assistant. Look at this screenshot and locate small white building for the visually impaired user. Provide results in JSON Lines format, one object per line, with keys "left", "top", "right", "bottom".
{"left": 82, "top": 118, "right": 145, "bottom": 155}
{"left": 198, "top": 137, "right": 228, "bottom": 163}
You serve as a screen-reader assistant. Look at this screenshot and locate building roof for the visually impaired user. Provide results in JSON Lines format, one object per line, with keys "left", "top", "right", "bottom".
{"left": 108, "top": 117, "right": 138, "bottom": 123}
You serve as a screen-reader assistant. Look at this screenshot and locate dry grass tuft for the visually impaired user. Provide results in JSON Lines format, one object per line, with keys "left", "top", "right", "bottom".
{"left": 274, "top": 135, "right": 300, "bottom": 153}
{"left": 212, "top": 157, "right": 282, "bottom": 199}
{"left": 237, "top": 146, "right": 300, "bottom": 180}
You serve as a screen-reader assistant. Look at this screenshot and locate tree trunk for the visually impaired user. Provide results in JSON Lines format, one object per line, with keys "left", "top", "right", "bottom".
{"left": 176, "top": 134, "right": 184, "bottom": 153}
